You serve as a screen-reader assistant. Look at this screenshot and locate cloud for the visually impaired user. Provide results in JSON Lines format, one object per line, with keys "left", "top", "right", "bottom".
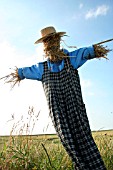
{"left": 0, "top": 41, "right": 49, "bottom": 135}
{"left": 81, "top": 79, "right": 92, "bottom": 88}
{"left": 80, "top": 79, "right": 95, "bottom": 96}
{"left": 71, "top": 3, "right": 83, "bottom": 20}
{"left": 79, "top": 3, "right": 83, "bottom": 9}
{"left": 0, "top": 41, "right": 44, "bottom": 75}
{"left": 85, "top": 5, "right": 109, "bottom": 19}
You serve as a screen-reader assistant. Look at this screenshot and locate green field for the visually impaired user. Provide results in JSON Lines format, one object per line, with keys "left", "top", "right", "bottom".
{"left": 0, "top": 130, "right": 113, "bottom": 170}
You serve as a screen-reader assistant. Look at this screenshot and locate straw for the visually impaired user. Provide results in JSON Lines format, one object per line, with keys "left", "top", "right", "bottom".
{"left": 93, "top": 44, "right": 112, "bottom": 60}
{"left": 0, "top": 67, "right": 21, "bottom": 89}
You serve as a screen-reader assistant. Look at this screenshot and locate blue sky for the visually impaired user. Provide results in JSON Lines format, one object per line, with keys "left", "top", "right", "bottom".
{"left": 0, "top": 0, "right": 113, "bottom": 135}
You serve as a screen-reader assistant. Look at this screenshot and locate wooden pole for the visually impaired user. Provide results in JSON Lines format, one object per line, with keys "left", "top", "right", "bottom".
{"left": 94, "top": 38, "right": 113, "bottom": 45}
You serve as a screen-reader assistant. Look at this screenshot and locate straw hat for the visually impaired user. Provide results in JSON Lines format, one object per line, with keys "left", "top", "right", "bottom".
{"left": 34, "top": 26, "right": 66, "bottom": 44}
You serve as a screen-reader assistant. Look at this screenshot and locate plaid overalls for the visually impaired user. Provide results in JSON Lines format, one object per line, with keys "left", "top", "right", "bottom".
{"left": 42, "top": 58, "right": 106, "bottom": 170}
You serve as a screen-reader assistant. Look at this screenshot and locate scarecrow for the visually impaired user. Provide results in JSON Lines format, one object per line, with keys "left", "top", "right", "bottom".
{"left": 1, "top": 26, "right": 112, "bottom": 170}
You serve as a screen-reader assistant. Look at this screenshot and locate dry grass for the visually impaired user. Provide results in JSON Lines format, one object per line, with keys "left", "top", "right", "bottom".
{"left": 0, "top": 107, "right": 113, "bottom": 170}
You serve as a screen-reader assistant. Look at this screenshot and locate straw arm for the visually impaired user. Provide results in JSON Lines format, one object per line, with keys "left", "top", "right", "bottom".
{"left": 0, "top": 74, "right": 11, "bottom": 80}
{"left": 93, "top": 44, "right": 112, "bottom": 60}
{"left": 0, "top": 67, "right": 21, "bottom": 89}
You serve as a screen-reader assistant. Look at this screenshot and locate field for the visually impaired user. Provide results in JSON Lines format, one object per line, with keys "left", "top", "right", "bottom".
{"left": 0, "top": 130, "right": 113, "bottom": 170}
{"left": 0, "top": 107, "right": 112, "bottom": 170}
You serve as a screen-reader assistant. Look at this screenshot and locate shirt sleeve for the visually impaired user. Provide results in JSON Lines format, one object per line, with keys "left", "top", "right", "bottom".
{"left": 18, "top": 62, "right": 43, "bottom": 81}
{"left": 68, "top": 46, "right": 95, "bottom": 69}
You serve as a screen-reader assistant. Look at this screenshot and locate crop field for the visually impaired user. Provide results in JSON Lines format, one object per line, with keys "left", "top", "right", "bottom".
{"left": 0, "top": 130, "right": 113, "bottom": 170}
{"left": 0, "top": 108, "right": 112, "bottom": 170}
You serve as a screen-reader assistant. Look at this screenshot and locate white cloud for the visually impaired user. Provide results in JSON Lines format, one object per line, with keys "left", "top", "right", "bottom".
{"left": 87, "top": 92, "right": 95, "bottom": 96}
{"left": 0, "top": 41, "right": 24, "bottom": 68}
{"left": 0, "top": 41, "right": 45, "bottom": 76}
{"left": 80, "top": 79, "right": 95, "bottom": 96}
{"left": 85, "top": 5, "right": 109, "bottom": 19}
{"left": 79, "top": 3, "right": 83, "bottom": 9}
{"left": 81, "top": 79, "right": 92, "bottom": 88}
{"left": 0, "top": 41, "right": 50, "bottom": 135}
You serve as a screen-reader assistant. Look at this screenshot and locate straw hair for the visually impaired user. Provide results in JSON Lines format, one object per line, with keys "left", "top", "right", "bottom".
{"left": 35, "top": 26, "right": 66, "bottom": 44}
{"left": 43, "top": 34, "right": 67, "bottom": 62}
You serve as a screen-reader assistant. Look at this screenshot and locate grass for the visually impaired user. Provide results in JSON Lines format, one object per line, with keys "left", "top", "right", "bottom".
{"left": 0, "top": 135, "right": 73, "bottom": 170}
{"left": 92, "top": 130, "right": 113, "bottom": 170}
{"left": 0, "top": 107, "right": 113, "bottom": 170}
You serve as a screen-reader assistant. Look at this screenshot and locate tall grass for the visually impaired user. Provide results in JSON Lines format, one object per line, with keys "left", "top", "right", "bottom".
{"left": 93, "top": 131, "right": 113, "bottom": 170}
{"left": 0, "top": 107, "right": 73, "bottom": 170}
{"left": 0, "top": 107, "right": 113, "bottom": 170}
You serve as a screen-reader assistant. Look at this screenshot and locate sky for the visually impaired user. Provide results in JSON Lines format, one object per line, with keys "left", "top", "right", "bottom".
{"left": 0, "top": 0, "right": 113, "bottom": 135}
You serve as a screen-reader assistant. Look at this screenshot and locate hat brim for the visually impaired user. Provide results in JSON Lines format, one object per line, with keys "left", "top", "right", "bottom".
{"left": 34, "top": 32, "right": 66, "bottom": 44}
